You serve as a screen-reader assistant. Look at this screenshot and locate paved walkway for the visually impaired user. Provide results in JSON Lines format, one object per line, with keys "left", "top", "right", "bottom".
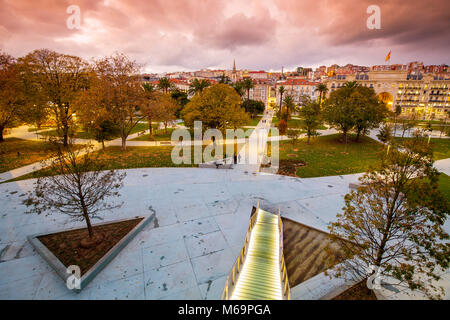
{"left": 1, "top": 120, "right": 449, "bottom": 300}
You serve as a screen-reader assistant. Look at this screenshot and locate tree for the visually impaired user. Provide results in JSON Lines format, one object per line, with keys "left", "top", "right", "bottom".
{"left": 283, "top": 95, "right": 295, "bottom": 119}
{"left": 232, "top": 81, "right": 245, "bottom": 98}
{"left": 24, "top": 142, "right": 126, "bottom": 246}
{"left": 141, "top": 83, "right": 160, "bottom": 136}
{"left": 188, "top": 78, "right": 211, "bottom": 96}
{"left": 19, "top": 49, "right": 89, "bottom": 146}
{"left": 158, "top": 93, "right": 177, "bottom": 133}
{"left": 87, "top": 53, "right": 144, "bottom": 151}
{"left": 393, "top": 105, "right": 402, "bottom": 136}
{"left": 299, "top": 101, "right": 322, "bottom": 144}
{"left": 0, "top": 52, "right": 25, "bottom": 142}
{"left": 278, "top": 119, "right": 287, "bottom": 135}
{"left": 242, "top": 99, "right": 265, "bottom": 119}
{"left": 323, "top": 83, "right": 358, "bottom": 144}
{"left": 398, "top": 113, "right": 418, "bottom": 138}
{"left": 241, "top": 78, "right": 254, "bottom": 101}
{"left": 181, "top": 83, "right": 249, "bottom": 131}
{"left": 278, "top": 86, "right": 286, "bottom": 117}
{"left": 287, "top": 126, "right": 301, "bottom": 144}
{"left": 157, "top": 77, "right": 173, "bottom": 93}
{"left": 327, "top": 135, "right": 449, "bottom": 299}
{"left": 351, "top": 86, "right": 389, "bottom": 141}
{"left": 170, "top": 89, "right": 190, "bottom": 118}
{"left": 315, "top": 83, "right": 329, "bottom": 107}
{"left": 376, "top": 123, "right": 393, "bottom": 144}
{"left": 93, "top": 119, "right": 121, "bottom": 149}
{"left": 218, "top": 73, "right": 231, "bottom": 84}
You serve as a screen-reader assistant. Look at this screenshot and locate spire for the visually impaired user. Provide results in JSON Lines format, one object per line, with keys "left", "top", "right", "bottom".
{"left": 233, "top": 59, "right": 236, "bottom": 73}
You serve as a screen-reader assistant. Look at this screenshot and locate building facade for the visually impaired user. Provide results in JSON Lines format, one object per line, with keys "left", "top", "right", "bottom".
{"left": 324, "top": 70, "right": 450, "bottom": 119}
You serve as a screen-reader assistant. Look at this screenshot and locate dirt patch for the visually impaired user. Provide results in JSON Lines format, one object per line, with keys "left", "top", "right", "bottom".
{"left": 282, "top": 218, "right": 344, "bottom": 287}
{"left": 332, "top": 279, "right": 377, "bottom": 300}
{"left": 38, "top": 217, "right": 143, "bottom": 275}
{"left": 277, "top": 159, "right": 306, "bottom": 177}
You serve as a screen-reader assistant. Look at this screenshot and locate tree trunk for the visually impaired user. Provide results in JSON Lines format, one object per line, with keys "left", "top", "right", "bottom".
{"left": 63, "top": 124, "right": 69, "bottom": 147}
{"left": 102, "top": 139, "right": 105, "bottom": 149}
{"left": 355, "top": 129, "right": 361, "bottom": 142}
{"left": 148, "top": 117, "right": 153, "bottom": 135}
{"left": 81, "top": 202, "right": 94, "bottom": 238}
{"left": 0, "top": 126, "right": 4, "bottom": 142}
{"left": 121, "top": 136, "right": 127, "bottom": 151}
{"left": 307, "top": 133, "right": 311, "bottom": 144}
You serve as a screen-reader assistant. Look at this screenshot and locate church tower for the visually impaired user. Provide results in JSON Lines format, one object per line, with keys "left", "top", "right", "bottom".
{"left": 232, "top": 59, "right": 237, "bottom": 82}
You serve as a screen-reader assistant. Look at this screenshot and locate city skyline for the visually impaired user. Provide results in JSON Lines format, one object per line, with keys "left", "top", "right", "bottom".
{"left": 1, "top": 0, "right": 449, "bottom": 73}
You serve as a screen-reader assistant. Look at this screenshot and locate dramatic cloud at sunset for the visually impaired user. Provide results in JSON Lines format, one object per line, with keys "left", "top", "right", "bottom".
{"left": 0, "top": 0, "right": 449, "bottom": 72}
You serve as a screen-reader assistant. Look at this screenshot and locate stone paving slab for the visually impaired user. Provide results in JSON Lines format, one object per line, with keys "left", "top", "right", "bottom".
{"left": 0, "top": 166, "right": 449, "bottom": 299}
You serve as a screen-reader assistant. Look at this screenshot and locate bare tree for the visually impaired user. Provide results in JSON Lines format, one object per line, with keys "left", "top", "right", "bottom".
{"left": 24, "top": 141, "right": 126, "bottom": 246}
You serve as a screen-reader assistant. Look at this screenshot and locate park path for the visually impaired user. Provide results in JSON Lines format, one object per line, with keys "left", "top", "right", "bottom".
{"left": 2, "top": 118, "right": 450, "bottom": 182}
{"left": 234, "top": 110, "right": 274, "bottom": 173}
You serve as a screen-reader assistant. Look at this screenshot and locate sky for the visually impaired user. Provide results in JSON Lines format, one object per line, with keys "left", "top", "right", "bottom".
{"left": 0, "top": 0, "right": 449, "bottom": 73}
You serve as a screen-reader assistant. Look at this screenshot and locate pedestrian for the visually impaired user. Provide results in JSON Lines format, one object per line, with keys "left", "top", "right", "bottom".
{"left": 233, "top": 152, "right": 237, "bottom": 164}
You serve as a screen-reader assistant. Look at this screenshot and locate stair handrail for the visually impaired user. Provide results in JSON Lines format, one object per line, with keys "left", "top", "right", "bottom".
{"left": 278, "top": 208, "right": 291, "bottom": 300}
{"left": 221, "top": 200, "right": 260, "bottom": 300}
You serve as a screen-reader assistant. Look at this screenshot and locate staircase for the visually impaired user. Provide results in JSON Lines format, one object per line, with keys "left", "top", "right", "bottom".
{"left": 222, "top": 202, "right": 290, "bottom": 300}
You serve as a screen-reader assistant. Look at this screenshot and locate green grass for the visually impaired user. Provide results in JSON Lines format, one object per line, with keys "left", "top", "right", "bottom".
{"left": 270, "top": 134, "right": 384, "bottom": 178}
{"left": 131, "top": 128, "right": 177, "bottom": 141}
{"left": 438, "top": 173, "right": 450, "bottom": 203}
{"left": 393, "top": 137, "right": 450, "bottom": 160}
{"left": 0, "top": 138, "right": 84, "bottom": 173}
{"left": 272, "top": 117, "right": 327, "bottom": 130}
{"left": 247, "top": 116, "right": 263, "bottom": 127}
{"left": 38, "top": 123, "right": 151, "bottom": 140}
{"left": 6, "top": 143, "right": 244, "bottom": 182}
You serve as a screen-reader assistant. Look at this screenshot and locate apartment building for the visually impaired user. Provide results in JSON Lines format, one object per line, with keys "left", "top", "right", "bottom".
{"left": 324, "top": 70, "right": 450, "bottom": 119}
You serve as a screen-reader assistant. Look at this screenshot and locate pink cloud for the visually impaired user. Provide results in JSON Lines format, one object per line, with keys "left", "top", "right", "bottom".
{"left": 0, "top": 0, "right": 448, "bottom": 72}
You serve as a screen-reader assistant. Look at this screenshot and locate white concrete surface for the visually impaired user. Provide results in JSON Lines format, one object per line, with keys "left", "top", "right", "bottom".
{"left": 0, "top": 168, "right": 362, "bottom": 300}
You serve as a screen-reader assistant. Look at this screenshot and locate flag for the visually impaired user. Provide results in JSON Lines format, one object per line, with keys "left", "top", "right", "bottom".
{"left": 385, "top": 50, "right": 391, "bottom": 62}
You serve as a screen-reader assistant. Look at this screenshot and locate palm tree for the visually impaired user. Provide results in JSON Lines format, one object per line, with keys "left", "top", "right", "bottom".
{"left": 342, "top": 81, "right": 359, "bottom": 89}
{"left": 188, "top": 78, "right": 211, "bottom": 96}
{"left": 232, "top": 81, "right": 245, "bottom": 98}
{"left": 158, "top": 77, "right": 172, "bottom": 93}
{"left": 315, "top": 83, "right": 329, "bottom": 107}
{"left": 278, "top": 86, "right": 286, "bottom": 117}
{"left": 283, "top": 95, "right": 295, "bottom": 119}
{"left": 241, "top": 78, "right": 254, "bottom": 101}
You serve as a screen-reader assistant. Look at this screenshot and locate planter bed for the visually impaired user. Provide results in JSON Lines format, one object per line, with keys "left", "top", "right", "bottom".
{"left": 28, "top": 214, "right": 154, "bottom": 292}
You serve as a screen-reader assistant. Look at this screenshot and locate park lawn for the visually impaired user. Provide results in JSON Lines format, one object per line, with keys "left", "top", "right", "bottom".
{"left": 5, "top": 142, "right": 244, "bottom": 182}
{"left": 39, "top": 123, "right": 150, "bottom": 140}
{"left": 131, "top": 128, "right": 176, "bottom": 141}
{"left": 393, "top": 137, "right": 450, "bottom": 160}
{"left": 244, "top": 116, "right": 262, "bottom": 127}
{"left": 272, "top": 117, "right": 327, "bottom": 130}
{"left": 270, "top": 134, "right": 384, "bottom": 178}
{"left": 0, "top": 138, "right": 84, "bottom": 173}
{"left": 438, "top": 173, "right": 450, "bottom": 203}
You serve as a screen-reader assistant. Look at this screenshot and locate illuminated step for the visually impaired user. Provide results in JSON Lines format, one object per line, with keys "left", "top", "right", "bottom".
{"left": 230, "top": 208, "right": 284, "bottom": 300}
